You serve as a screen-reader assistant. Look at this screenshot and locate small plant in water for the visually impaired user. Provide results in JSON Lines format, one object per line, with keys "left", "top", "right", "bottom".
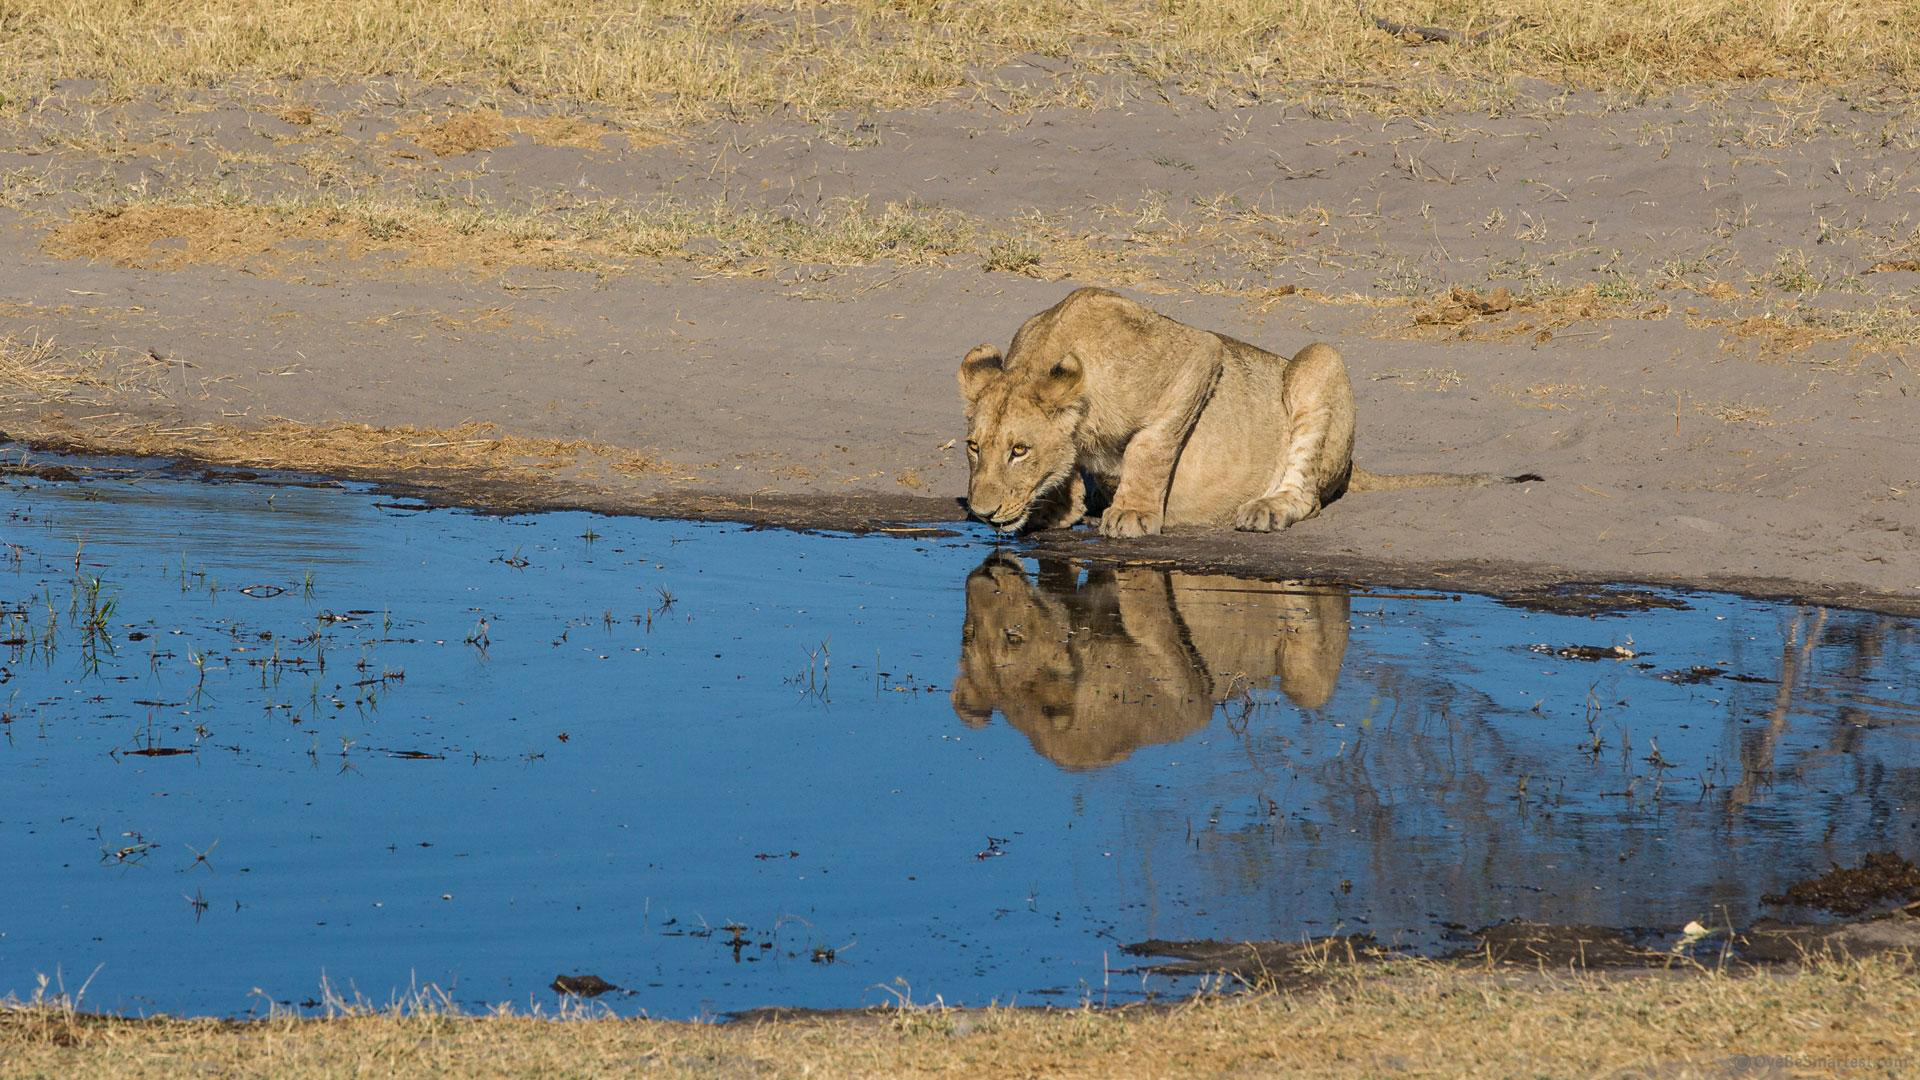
{"left": 1582, "top": 685, "right": 1606, "bottom": 757}
{"left": 790, "top": 637, "right": 831, "bottom": 701}
{"left": 465, "top": 617, "right": 490, "bottom": 656}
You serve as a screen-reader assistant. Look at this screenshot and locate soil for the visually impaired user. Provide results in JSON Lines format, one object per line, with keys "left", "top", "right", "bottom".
{"left": 1125, "top": 911, "right": 1920, "bottom": 982}
{"left": 550, "top": 975, "right": 622, "bottom": 998}
{"left": 1439, "top": 922, "right": 1671, "bottom": 968}
{"left": 2, "top": 79, "right": 1917, "bottom": 614}
{"left": 1121, "top": 936, "right": 1390, "bottom": 987}
{"left": 1763, "top": 852, "right": 1920, "bottom": 916}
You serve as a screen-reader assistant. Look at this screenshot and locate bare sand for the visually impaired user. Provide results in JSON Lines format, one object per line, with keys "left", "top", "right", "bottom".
{"left": 1, "top": 78, "right": 1915, "bottom": 612}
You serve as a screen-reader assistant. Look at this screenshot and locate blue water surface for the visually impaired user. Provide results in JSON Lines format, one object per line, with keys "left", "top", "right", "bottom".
{"left": 0, "top": 456, "right": 1915, "bottom": 1018}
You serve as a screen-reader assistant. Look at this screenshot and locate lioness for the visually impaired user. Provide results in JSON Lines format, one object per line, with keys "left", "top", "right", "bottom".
{"left": 959, "top": 287, "right": 1534, "bottom": 537}
{"left": 950, "top": 553, "right": 1350, "bottom": 769}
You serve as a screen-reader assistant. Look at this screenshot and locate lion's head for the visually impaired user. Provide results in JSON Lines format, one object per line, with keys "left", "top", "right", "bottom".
{"left": 950, "top": 554, "right": 1215, "bottom": 770}
{"left": 950, "top": 553, "right": 1079, "bottom": 732}
{"left": 956, "top": 343, "right": 1086, "bottom": 533}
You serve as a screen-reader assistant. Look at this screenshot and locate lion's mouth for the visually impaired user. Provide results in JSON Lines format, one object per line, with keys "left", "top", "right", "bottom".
{"left": 986, "top": 465, "right": 1074, "bottom": 534}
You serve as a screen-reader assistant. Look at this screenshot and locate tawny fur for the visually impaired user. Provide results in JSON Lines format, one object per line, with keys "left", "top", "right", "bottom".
{"left": 949, "top": 554, "right": 1349, "bottom": 769}
{"left": 958, "top": 287, "right": 1528, "bottom": 537}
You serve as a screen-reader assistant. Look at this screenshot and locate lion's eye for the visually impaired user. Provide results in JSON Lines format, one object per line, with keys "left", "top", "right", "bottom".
{"left": 1009, "top": 444, "right": 1029, "bottom": 461}
{"left": 1004, "top": 628, "right": 1026, "bottom": 645}
{"left": 965, "top": 441, "right": 979, "bottom": 455}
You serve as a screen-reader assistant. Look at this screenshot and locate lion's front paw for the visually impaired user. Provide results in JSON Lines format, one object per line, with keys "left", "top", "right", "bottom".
{"left": 1234, "top": 491, "right": 1316, "bottom": 532}
{"left": 1100, "top": 506, "right": 1163, "bottom": 539}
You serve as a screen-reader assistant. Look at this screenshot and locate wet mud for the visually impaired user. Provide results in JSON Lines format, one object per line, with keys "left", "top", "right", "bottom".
{"left": 1763, "top": 853, "right": 1920, "bottom": 916}
{"left": 1127, "top": 911, "right": 1920, "bottom": 986}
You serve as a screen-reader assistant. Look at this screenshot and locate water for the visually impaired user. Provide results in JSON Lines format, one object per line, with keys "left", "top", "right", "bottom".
{"left": 1, "top": 456, "right": 1916, "bottom": 1018}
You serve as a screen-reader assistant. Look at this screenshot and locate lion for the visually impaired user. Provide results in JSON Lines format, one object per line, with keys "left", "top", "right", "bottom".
{"left": 950, "top": 553, "right": 1350, "bottom": 770}
{"left": 958, "top": 287, "right": 1536, "bottom": 537}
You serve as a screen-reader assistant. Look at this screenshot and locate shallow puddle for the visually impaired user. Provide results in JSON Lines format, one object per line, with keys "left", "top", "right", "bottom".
{"left": 2, "top": 455, "right": 1917, "bottom": 1017}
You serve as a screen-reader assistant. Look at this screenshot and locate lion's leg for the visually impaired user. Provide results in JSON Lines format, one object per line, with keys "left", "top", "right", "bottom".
{"left": 1026, "top": 470, "right": 1088, "bottom": 531}
{"left": 1235, "top": 343, "right": 1356, "bottom": 533}
{"left": 1108, "top": 567, "right": 1210, "bottom": 705}
{"left": 1102, "top": 350, "right": 1223, "bottom": 539}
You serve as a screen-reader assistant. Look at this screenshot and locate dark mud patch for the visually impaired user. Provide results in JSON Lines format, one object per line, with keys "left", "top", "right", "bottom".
{"left": 1126, "top": 924, "right": 1672, "bottom": 982}
{"left": 1, "top": 460, "right": 140, "bottom": 483}
{"left": 1499, "top": 583, "right": 1693, "bottom": 618}
{"left": 2, "top": 445, "right": 341, "bottom": 492}
{"left": 1440, "top": 921, "right": 1670, "bottom": 968}
{"left": 550, "top": 974, "right": 622, "bottom": 998}
{"left": 1019, "top": 527, "right": 1920, "bottom": 621}
{"left": 1121, "top": 936, "right": 1388, "bottom": 987}
{"left": 1529, "top": 643, "right": 1641, "bottom": 661}
{"left": 1132, "top": 912, "right": 1920, "bottom": 981}
{"left": 1654, "top": 666, "right": 1772, "bottom": 685}
{"left": 1763, "top": 853, "right": 1920, "bottom": 916}
{"left": 1739, "top": 913, "right": 1920, "bottom": 964}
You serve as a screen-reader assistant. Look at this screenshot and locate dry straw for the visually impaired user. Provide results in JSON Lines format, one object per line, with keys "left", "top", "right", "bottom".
{"left": 3, "top": 2, "right": 1915, "bottom": 121}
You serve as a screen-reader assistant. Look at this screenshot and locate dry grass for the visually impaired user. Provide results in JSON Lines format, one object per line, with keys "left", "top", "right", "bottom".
{"left": 2, "top": 957, "right": 1916, "bottom": 1078}
{"left": 1405, "top": 284, "right": 1668, "bottom": 341}
{"left": 0, "top": 335, "right": 169, "bottom": 408}
{"left": 392, "top": 107, "right": 657, "bottom": 155}
{"left": 5, "top": 338, "right": 679, "bottom": 493}
{"left": 33, "top": 187, "right": 1333, "bottom": 286}
{"left": 42, "top": 194, "right": 977, "bottom": 275}
{"left": 1689, "top": 304, "right": 1920, "bottom": 365}
{"left": 37, "top": 187, "right": 1275, "bottom": 283}
{"left": 2, "top": 1, "right": 1916, "bottom": 124}
{"left": 14, "top": 418, "right": 675, "bottom": 483}
{"left": 0, "top": 336, "right": 109, "bottom": 407}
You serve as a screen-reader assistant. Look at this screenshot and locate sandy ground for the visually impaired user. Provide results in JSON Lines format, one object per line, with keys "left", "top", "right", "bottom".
{"left": 1, "top": 79, "right": 1916, "bottom": 612}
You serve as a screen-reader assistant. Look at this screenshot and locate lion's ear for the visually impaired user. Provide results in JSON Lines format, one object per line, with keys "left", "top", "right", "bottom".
{"left": 958, "top": 343, "right": 1004, "bottom": 402}
{"left": 1031, "top": 353, "right": 1084, "bottom": 410}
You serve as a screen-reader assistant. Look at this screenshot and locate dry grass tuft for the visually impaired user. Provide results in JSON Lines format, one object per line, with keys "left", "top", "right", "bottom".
{"left": 0, "top": 336, "right": 108, "bottom": 407}
{"left": 1, "top": 955, "right": 1917, "bottom": 1078}
{"left": 1708, "top": 400, "right": 1777, "bottom": 425}
{"left": 1696, "top": 305, "right": 1920, "bottom": 364}
{"left": 1721, "top": 313, "right": 1844, "bottom": 355}
{"left": 393, "top": 108, "right": 646, "bottom": 156}
{"left": 1408, "top": 284, "right": 1666, "bottom": 340}
{"left": 1373, "top": 365, "right": 1467, "bottom": 392}
{"left": 0, "top": 335, "right": 167, "bottom": 408}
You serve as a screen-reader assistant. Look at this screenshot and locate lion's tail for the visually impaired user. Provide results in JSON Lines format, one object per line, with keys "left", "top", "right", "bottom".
{"left": 1348, "top": 465, "right": 1544, "bottom": 492}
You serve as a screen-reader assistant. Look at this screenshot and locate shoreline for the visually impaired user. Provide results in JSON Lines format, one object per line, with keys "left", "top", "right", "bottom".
{"left": 9, "top": 430, "right": 1918, "bottom": 621}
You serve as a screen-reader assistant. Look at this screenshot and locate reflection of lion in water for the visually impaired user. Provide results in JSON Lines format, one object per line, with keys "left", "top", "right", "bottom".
{"left": 950, "top": 553, "right": 1350, "bottom": 770}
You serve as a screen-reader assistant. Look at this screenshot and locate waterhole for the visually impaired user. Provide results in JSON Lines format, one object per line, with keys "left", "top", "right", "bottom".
{"left": 2, "top": 455, "right": 1915, "bottom": 1016}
